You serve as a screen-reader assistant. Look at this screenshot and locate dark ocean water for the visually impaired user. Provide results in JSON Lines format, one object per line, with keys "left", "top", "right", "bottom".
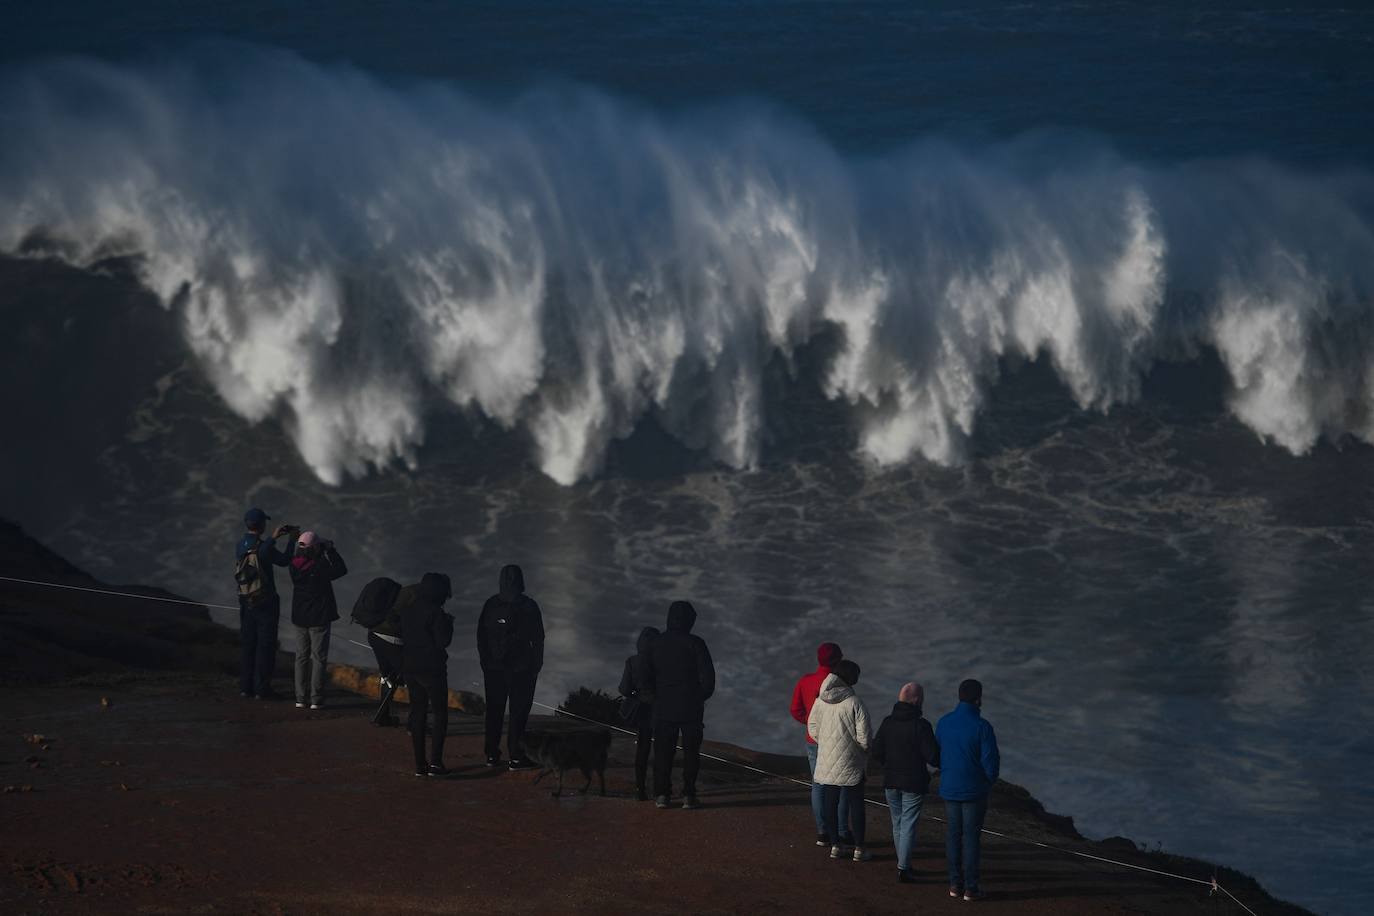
{"left": 3, "top": 4, "right": 1374, "bottom": 913}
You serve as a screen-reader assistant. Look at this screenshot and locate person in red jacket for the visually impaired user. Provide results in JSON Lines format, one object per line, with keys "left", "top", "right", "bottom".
{"left": 790, "top": 642, "right": 849, "bottom": 847}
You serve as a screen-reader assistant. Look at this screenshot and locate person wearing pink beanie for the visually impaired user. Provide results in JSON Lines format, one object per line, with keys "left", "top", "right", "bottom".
{"left": 871, "top": 681, "right": 940, "bottom": 883}
{"left": 287, "top": 530, "right": 347, "bottom": 710}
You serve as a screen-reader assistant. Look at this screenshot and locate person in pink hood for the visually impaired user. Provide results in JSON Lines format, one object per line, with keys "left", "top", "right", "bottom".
{"left": 287, "top": 531, "right": 347, "bottom": 710}
{"left": 791, "top": 642, "right": 850, "bottom": 847}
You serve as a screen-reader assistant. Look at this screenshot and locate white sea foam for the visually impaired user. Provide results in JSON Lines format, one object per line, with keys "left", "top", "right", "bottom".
{"left": 2, "top": 48, "right": 1371, "bottom": 484}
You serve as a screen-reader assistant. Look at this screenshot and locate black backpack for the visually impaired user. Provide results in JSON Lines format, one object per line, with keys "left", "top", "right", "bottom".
{"left": 485, "top": 600, "right": 520, "bottom": 665}
{"left": 352, "top": 576, "right": 401, "bottom": 629}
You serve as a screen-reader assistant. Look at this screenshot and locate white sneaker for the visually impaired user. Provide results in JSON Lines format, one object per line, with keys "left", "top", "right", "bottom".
{"left": 294, "top": 702, "right": 306, "bottom": 709}
{"left": 310, "top": 703, "right": 323, "bottom": 710}
{"left": 829, "top": 845, "right": 843, "bottom": 859}
{"left": 853, "top": 847, "right": 873, "bottom": 862}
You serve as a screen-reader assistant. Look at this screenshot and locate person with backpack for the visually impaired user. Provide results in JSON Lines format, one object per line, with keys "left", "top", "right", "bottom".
{"left": 645, "top": 600, "right": 715, "bottom": 810}
{"left": 352, "top": 577, "right": 404, "bottom": 727}
{"left": 871, "top": 682, "right": 940, "bottom": 883}
{"left": 935, "top": 678, "right": 1001, "bottom": 901}
{"left": 234, "top": 507, "right": 298, "bottom": 700}
{"left": 477, "top": 564, "right": 545, "bottom": 770}
{"left": 617, "top": 626, "right": 660, "bottom": 801}
{"left": 807, "top": 660, "right": 872, "bottom": 862}
{"left": 287, "top": 531, "right": 347, "bottom": 710}
{"left": 400, "top": 573, "right": 455, "bottom": 777}
{"left": 790, "top": 642, "right": 849, "bottom": 846}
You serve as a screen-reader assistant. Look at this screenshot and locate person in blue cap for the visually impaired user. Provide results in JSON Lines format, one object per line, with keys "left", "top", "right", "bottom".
{"left": 234, "top": 507, "right": 298, "bottom": 699}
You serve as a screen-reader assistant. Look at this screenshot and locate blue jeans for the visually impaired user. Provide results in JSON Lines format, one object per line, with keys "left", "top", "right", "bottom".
{"left": 944, "top": 796, "right": 988, "bottom": 891}
{"left": 821, "top": 783, "right": 866, "bottom": 848}
{"left": 806, "top": 743, "right": 851, "bottom": 842}
{"left": 885, "top": 789, "right": 924, "bottom": 871}
{"left": 239, "top": 595, "right": 280, "bottom": 695}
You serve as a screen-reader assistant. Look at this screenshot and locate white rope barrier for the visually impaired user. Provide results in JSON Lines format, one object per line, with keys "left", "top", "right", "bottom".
{"left": 0, "top": 575, "right": 241, "bottom": 611}
{"left": 9, "top": 576, "right": 1259, "bottom": 914}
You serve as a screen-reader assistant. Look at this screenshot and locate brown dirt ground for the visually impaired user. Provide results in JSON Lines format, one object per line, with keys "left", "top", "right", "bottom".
{"left": 0, "top": 674, "right": 1299, "bottom": 915}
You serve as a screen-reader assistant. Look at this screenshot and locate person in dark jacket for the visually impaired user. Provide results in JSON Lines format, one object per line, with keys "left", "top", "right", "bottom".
{"left": 234, "top": 507, "right": 298, "bottom": 700}
{"left": 617, "top": 626, "right": 660, "bottom": 801}
{"left": 935, "top": 678, "right": 1001, "bottom": 901}
{"left": 400, "top": 573, "right": 455, "bottom": 777}
{"left": 287, "top": 531, "right": 347, "bottom": 710}
{"left": 644, "top": 600, "right": 715, "bottom": 810}
{"left": 477, "top": 564, "right": 545, "bottom": 770}
{"left": 871, "top": 682, "right": 940, "bottom": 883}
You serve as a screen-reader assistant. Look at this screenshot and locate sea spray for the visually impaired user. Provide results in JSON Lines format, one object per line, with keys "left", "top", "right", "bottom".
{"left": 2, "top": 46, "right": 1372, "bottom": 485}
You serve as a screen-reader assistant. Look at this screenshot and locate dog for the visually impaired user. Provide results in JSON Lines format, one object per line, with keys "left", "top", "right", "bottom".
{"left": 523, "top": 727, "right": 612, "bottom": 798}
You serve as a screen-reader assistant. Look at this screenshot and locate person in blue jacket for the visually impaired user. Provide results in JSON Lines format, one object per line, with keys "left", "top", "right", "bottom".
{"left": 234, "top": 507, "right": 298, "bottom": 700}
{"left": 935, "top": 678, "right": 1000, "bottom": 901}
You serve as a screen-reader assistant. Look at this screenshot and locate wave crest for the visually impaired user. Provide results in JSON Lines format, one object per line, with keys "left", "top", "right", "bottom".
{"left": 3, "top": 47, "right": 1372, "bottom": 483}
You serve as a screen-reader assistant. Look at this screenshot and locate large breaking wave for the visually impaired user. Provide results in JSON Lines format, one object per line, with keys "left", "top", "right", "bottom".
{"left": 3, "top": 47, "right": 1373, "bottom": 484}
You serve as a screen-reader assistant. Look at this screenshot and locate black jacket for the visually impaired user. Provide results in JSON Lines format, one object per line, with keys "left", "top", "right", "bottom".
{"left": 645, "top": 601, "right": 715, "bottom": 723}
{"left": 618, "top": 626, "right": 660, "bottom": 727}
{"left": 870, "top": 702, "right": 941, "bottom": 793}
{"left": 477, "top": 565, "right": 545, "bottom": 674}
{"left": 287, "top": 546, "right": 348, "bottom": 628}
{"left": 400, "top": 573, "right": 455, "bottom": 675}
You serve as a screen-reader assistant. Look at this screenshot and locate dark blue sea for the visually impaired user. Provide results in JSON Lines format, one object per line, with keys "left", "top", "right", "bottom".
{"left": 3, "top": 4, "right": 1373, "bottom": 913}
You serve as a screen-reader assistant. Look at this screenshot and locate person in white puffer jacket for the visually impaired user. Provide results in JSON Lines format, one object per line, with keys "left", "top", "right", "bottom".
{"left": 807, "top": 660, "right": 873, "bottom": 862}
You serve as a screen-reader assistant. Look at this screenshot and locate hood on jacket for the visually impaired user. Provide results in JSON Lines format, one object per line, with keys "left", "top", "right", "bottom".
{"left": 816, "top": 642, "right": 842, "bottom": 667}
{"left": 499, "top": 564, "right": 525, "bottom": 602}
{"left": 417, "top": 572, "right": 452, "bottom": 605}
{"left": 819, "top": 672, "right": 855, "bottom": 704}
{"left": 636, "top": 626, "right": 660, "bottom": 655}
{"left": 666, "top": 600, "right": 696, "bottom": 633}
{"left": 889, "top": 701, "right": 920, "bottom": 720}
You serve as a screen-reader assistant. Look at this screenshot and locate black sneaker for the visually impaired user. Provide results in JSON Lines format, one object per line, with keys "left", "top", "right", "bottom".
{"left": 815, "top": 833, "right": 829, "bottom": 847}
{"left": 682, "top": 795, "right": 702, "bottom": 810}
{"left": 239, "top": 691, "right": 254, "bottom": 699}
{"left": 898, "top": 869, "right": 917, "bottom": 884}
{"left": 508, "top": 758, "right": 539, "bottom": 771}
{"left": 963, "top": 889, "right": 987, "bottom": 902}
{"left": 485, "top": 755, "right": 503, "bottom": 768}
{"left": 635, "top": 787, "right": 648, "bottom": 802}
{"left": 427, "top": 765, "right": 451, "bottom": 778}
{"left": 414, "top": 767, "right": 426, "bottom": 777}
{"left": 654, "top": 795, "right": 671, "bottom": 809}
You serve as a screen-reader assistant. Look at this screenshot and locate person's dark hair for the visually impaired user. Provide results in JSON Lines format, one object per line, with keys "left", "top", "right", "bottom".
{"left": 833, "top": 659, "right": 861, "bottom": 686}
{"left": 958, "top": 678, "right": 983, "bottom": 704}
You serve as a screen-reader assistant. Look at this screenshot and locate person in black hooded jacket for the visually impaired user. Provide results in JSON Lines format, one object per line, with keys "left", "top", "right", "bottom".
{"left": 400, "top": 573, "right": 454, "bottom": 777}
{"left": 645, "top": 600, "right": 715, "bottom": 810}
{"left": 617, "top": 626, "right": 660, "bottom": 801}
{"left": 870, "top": 681, "right": 941, "bottom": 882}
{"left": 477, "top": 564, "right": 545, "bottom": 770}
